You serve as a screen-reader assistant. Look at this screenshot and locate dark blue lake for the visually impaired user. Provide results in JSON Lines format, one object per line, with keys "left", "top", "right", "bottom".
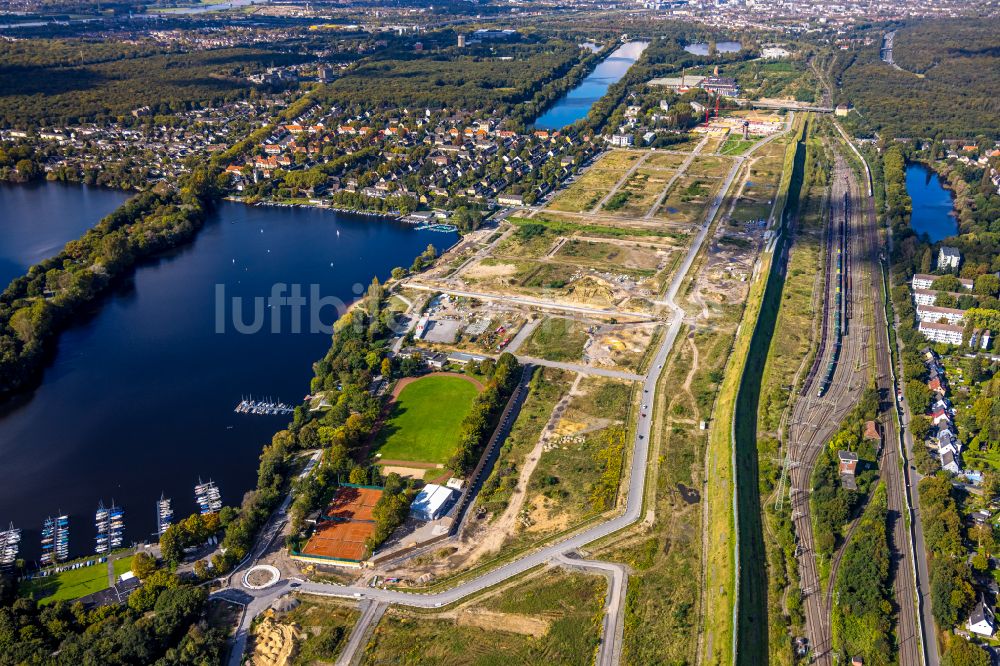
{"left": 532, "top": 41, "right": 649, "bottom": 130}
{"left": 0, "top": 193, "right": 456, "bottom": 562}
{"left": 906, "top": 163, "right": 958, "bottom": 242}
{"left": 0, "top": 181, "right": 131, "bottom": 287}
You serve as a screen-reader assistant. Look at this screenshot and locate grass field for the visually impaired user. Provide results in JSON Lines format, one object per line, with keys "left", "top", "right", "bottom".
{"left": 113, "top": 555, "right": 134, "bottom": 578}
{"left": 604, "top": 168, "right": 671, "bottom": 217}
{"left": 548, "top": 151, "right": 641, "bottom": 213}
{"left": 21, "top": 561, "right": 109, "bottom": 604}
{"left": 374, "top": 375, "right": 481, "bottom": 464}
{"left": 556, "top": 239, "right": 664, "bottom": 272}
{"left": 364, "top": 570, "right": 603, "bottom": 666}
{"left": 477, "top": 368, "right": 574, "bottom": 516}
{"left": 495, "top": 227, "right": 560, "bottom": 259}
{"left": 522, "top": 317, "right": 589, "bottom": 362}
{"left": 645, "top": 152, "right": 688, "bottom": 169}
{"left": 686, "top": 155, "right": 734, "bottom": 179}
{"left": 656, "top": 176, "right": 722, "bottom": 224}
{"left": 720, "top": 137, "right": 758, "bottom": 156}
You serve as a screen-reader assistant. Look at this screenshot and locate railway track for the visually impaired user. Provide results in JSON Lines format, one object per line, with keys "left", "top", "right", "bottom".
{"left": 787, "top": 148, "right": 922, "bottom": 665}
{"left": 862, "top": 167, "right": 923, "bottom": 666}
{"left": 786, "top": 154, "right": 871, "bottom": 662}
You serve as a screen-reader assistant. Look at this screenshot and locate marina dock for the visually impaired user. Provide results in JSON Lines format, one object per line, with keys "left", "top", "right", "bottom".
{"left": 95, "top": 502, "right": 124, "bottom": 554}
{"left": 157, "top": 494, "right": 173, "bottom": 538}
{"left": 195, "top": 479, "right": 222, "bottom": 515}
{"left": 234, "top": 396, "right": 294, "bottom": 416}
{"left": 0, "top": 524, "right": 20, "bottom": 569}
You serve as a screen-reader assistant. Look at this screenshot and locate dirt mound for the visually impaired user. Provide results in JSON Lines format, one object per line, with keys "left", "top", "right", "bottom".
{"left": 250, "top": 612, "right": 302, "bottom": 666}
{"left": 456, "top": 609, "right": 550, "bottom": 637}
{"left": 563, "top": 275, "right": 617, "bottom": 306}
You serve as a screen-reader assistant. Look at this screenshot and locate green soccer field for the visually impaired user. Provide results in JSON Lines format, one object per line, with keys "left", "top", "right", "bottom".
{"left": 374, "top": 375, "right": 481, "bottom": 464}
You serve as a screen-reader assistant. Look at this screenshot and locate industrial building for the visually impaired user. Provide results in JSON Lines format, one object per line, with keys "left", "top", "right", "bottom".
{"left": 701, "top": 76, "right": 740, "bottom": 97}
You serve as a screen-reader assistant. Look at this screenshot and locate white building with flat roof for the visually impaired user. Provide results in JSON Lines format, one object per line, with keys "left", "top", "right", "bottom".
{"left": 918, "top": 321, "right": 964, "bottom": 345}
{"left": 916, "top": 304, "right": 965, "bottom": 325}
{"left": 911, "top": 273, "right": 974, "bottom": 291}
{"left": 410, "top": 484, "right": 456, "bottom": 521}
{"left": 608, "top": 134, "right": 634, "bottom": 148}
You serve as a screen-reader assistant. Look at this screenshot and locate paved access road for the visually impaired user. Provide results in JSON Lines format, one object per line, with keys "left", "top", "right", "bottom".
{"left": 403, "top": 282, "right": 652, "bottom": 320}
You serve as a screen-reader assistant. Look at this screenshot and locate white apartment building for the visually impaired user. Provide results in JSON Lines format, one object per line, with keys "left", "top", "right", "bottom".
{"left": 911, "top": 273, "right": 974, "bottom": 291}
{"left": 918, "top": 321, "right": 964, "bottom": 345}
{"left": 916, "top": 304, "right": 966, "bottom": 325}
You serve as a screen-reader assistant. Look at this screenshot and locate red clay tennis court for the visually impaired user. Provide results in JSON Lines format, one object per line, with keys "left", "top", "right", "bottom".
{"left": 301, "top": 520, "right": 376, "bottom": 561}
{"left": 323, "top": 486, "right": 382, "bottom": 522}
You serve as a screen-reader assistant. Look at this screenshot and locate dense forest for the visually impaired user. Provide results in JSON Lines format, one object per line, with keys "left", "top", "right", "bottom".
{"left": 317, "top": 38, "right": 589, "bottom": 122}
{"left": 0, "top": 41, "right": 306, "bottom": 127}
{"left": 836, "top": 19, "right": 1000, "bottom": 139}
{"left": 831, "top": 484, "right": 893, "bottom": 663}
{"left": 0, "top": 576, "right": 227, "bottom": 663}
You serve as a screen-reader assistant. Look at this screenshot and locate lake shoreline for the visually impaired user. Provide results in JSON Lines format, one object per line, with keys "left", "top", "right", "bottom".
{"left": 0, "top": 186, "right": 457, "bottom": 561}
{"left": 906, "top": 160, "right": 959, "bottom": 242}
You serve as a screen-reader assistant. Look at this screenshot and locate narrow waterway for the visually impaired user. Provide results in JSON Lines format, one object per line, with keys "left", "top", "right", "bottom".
{"left": 0, "top": 181, "right": 131, "bottom": 287}
{"left": 532, "top": 41, "right": 649, "bottom": 130}
{"left": 734, "top": 121, "right": 808, "bottom": 664}
{"left": 905, "top": 163, "right": 958, "bottom": 242}
{"left": 0, "top": 197, "right": 456, "bottom": 562}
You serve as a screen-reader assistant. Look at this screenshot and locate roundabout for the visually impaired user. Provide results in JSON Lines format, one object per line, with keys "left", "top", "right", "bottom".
{"left": 243, "top": 564, "right": 281, "bottom": 590}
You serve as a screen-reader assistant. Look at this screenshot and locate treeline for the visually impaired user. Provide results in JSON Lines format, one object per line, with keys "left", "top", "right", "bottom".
{"left": 330, "top": 191, "right": 417, "bottom": 216}
{"left": 810, "top": 388, "right": 880, "bottom": 559}
{"left": 919, "top": 473, "right": 975, "bottom": 628}
{"left": 0, "top": 569, "right": 225, "bottom": 663}
{"left": 0, "top": 168, "right": 220, "bottom": 400}
{"left": 317, "top": 40, "right": 585, "bottom": 118}
{"left": 448, "top": 351, "right": 522, "bottom": 473}
{"left": 968, "top": 373, "right": 1000, "bottom": 455}
{"left": 367, "top": 474, "right": 413, "bottom": 553}
{"left": 1, "top": 139, "right": 157, "bottom": 191}
{"left": 159, "top": 508, "right": 237, "bottom": 564}
{"left": 879, "top": 144, "right": 934, "bottom": 404}
{"left": 0, "top": 41, "right": 305, "bottom": 128}
{"left": 837, "top": 20, "right": 1000, "bottom": 139}
{"left": 831, "top": 483, "right": 893, "bottom": 662}
{"left": 507, "top": 43, "right": 612, "bottom": 127}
